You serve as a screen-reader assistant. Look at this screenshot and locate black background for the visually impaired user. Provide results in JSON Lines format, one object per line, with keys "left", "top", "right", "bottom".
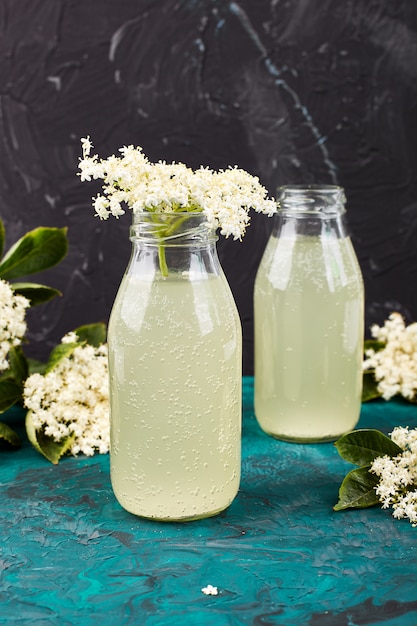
{"left": 1, "top": 0, "right": 417, "bottom": 373}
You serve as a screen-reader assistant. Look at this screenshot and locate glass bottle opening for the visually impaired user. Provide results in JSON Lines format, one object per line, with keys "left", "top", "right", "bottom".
{"left": 276, "top": 185, "right": 346, "bottom": 216}
{"left": 130, "top": 211, "right": 217, "bottom": 246}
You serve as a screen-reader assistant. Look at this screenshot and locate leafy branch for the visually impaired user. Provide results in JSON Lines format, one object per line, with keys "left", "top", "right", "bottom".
{"left": 333, "top": 429, "right": 403, "bottom": 511}
{"left": 24, "top": 322, "right": 107, "bottom": 464}
{"left": 0, "top": 219, "right": 68, "bottom": 446}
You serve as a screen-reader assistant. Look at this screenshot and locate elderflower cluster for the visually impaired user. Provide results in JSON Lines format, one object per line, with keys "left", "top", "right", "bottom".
{"left": 23, "top": 333, "right": 109, "bottom": 457}
{"left": 371, "top": 427, "right": 417, "bottom": 526}
{"left": 363, "top": 312, "right": 417, "bottom": 400}
{"left": 78, "top": 137, "right": 276, "bottom": 240}
{"left": 0, "top": 279, "right": 30, "bottom": 371}
{"left": 201, "top": 585, "right": 218, "bottom": 596}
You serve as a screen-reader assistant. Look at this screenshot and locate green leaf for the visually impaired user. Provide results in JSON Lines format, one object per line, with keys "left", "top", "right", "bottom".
{"left": 45, "top": 342, "right": 79, "bottom": 374}
{"left": 334, "top": 465, "right": 380, "bottom": 510}
{"left": 25, "top": 410, "right": 75, "bottom": 464}
{"left": 0, "top": 381, "right": 23, "bottom": 413}
{"left": 11, "top": 282, "right": 62, "bottom": 307}
{"left": 364, "top": 339, "right": 385, "bottom": 352}
{"left": 362, "top": 372, "right": 382, "bottom": 402}
{"left": 0, "top": 422, "right": 21, "bottom": 448}
{"left": 0, "top": 219, "right": 5, "bottom": 260}
{"left": 0, "top": 226, "right": 68, "bottom": 280}
{"left": 74, "top": 322, "right": 107, "bottom": 347}
{"left": 7, "top": 346, "right": 28, "bottom": 386}
{"left": 335, "top": 429, "right": 403, "bottom": 466}
{"left": 27, "top": 357, "right": 47, "bottom": 376}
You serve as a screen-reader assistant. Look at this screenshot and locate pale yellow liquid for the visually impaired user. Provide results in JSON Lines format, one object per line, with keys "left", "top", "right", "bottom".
{"left": 254, "top": 234, "right": 364, "bottom": 442}
{"left": 108, "top": 272, "right": 242, "bottom": 520}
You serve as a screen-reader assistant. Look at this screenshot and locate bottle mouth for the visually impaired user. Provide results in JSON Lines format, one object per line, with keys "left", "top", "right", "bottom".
{"left": 130, "top": 211, "right": 217, "bottom": 245}
{"left": 276, "top": 185, "right": 346, "bottom": 215}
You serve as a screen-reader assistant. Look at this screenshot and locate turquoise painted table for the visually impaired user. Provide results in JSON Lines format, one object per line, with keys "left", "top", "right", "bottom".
{"left": 1, "top": 378, "right": 417, "bottom": 625}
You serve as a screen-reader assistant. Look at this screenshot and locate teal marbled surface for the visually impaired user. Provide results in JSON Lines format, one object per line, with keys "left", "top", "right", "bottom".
{"left": 1, "top": 378, "right": 417, "bottom": 625}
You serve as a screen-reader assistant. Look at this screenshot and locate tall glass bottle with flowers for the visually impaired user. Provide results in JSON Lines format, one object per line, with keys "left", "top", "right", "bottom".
{"left": 79, "top": 138, "right": 275, "bottom": 521}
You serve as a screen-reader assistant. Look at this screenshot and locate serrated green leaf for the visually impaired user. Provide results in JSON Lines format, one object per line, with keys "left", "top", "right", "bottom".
{"left": 25, "top": 410, "right": 75, "bottom": 464}
{"left": 0, "top": 381, "right": 23, "bottom": 413}
{"left": 11, "top": 282, "right": 62, "bottom": 307}
{"left": 7, "top": 346, "right": 28, "bottom": 385}
{"left": 335, "top": 429, "right": 403, "bottom": 466}
{"left": 0, "top": 219, "right": 5, "bottom": 260}
{"left": 334, "top": 465, "right": 380, "bottom": 510}
{"left": 74, "top": 322, "right": 107, "bottom": 347}
{"left": 45, "top": 342, "right": 79, "bottom": 374}
{"left": 0, "top": 422, "right": 21, "bottom": 448}
{"left": 362, "top": 372, "right": 382, "bottom": 402}
{"left": 0, "top": 226, "right": 68, "bottom": 280}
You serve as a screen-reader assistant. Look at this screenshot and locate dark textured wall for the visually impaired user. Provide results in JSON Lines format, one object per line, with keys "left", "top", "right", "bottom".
{"left": 1, "top": 0, "right": 417, "bottom": 373}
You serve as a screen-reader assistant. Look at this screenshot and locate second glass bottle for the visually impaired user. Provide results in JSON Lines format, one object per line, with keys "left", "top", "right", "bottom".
{"left": 254, "top": 185, "right": 364, "bottom": 443}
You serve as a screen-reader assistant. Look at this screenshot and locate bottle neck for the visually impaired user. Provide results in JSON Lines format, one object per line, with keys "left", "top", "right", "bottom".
{"left": 273, "top": 185, "right": 348, "bottom": 238}
{"left": 277, "top": 185, "right": 346, "bottom": 216}
{"left": 130, "top": 211, "right": 217, "bottom": 247}
{"left": 128, "top": 211, "right": 221, "bottom": 279}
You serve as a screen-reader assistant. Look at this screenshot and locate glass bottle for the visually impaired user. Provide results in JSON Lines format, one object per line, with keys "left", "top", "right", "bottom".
{"left": 107, "top": 212, "right": 242, "bottom": 520}
{"left": 254, "top": 185, "right": 364, "bottom": 442}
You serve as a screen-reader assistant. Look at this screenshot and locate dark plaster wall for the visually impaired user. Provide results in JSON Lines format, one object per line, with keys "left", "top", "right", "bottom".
{"left": 1, "top": 0, "right": 417, "bottom": 373}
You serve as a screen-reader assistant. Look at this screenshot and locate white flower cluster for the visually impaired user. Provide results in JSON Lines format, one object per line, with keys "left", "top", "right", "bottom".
{"left": 371, "top": 427, "right": 417, "bottom": 526}
{"left": 201, "top": 585, "right": 218, "bottom": 596}
{"left": 78, "top": 137, "right": 276, "bottom": 240}
{"left": 23, "top": 333, "right": 109, "bottom": 457}
{"left": 0, "top": 278, "right": 30, "bottom": 371}
{"left": 363, "top": 312, "right": 417, "bottom": 400}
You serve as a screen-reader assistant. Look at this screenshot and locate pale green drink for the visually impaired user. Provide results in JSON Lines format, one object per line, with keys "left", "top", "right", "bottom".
{"left": 254, "top": 234, "right": 364, "bottom": 442}
{"left": 108, "top": 273, "right": 242, "bottom": 520}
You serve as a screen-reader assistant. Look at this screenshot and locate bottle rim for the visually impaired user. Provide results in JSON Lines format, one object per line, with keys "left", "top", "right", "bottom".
{"left": 129, "top": 210, "right": 218, "bottom": 245}
{"left": 276, "top": 185, "right": 346, "bottom": 215}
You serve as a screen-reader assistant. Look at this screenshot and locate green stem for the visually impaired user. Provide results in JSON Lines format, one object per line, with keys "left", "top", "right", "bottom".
{"left": 158, "top": 243, "right": 169, "bottom": 278}
{"left": 151, "top": 210, "right": 203, "bottom": 277}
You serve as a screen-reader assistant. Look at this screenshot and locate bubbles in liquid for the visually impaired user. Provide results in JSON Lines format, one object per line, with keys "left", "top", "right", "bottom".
{"left": 108, "top": 274, "right": 241, "bottom": 519}
{"left": 255, "top": 235, "right": 363, "bottom": 441}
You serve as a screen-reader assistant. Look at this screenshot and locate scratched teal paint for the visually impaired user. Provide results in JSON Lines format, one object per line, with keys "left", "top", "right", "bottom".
{"left": 1, "top": 378, "right": 417, "bottom": 625}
